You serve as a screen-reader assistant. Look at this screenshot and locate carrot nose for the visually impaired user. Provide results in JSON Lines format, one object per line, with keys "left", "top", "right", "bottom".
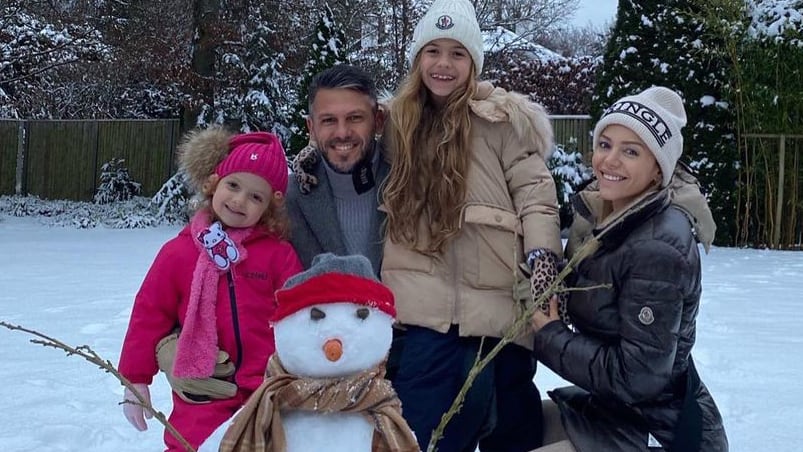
{"left": 323, "top": 339, "right": 343, "bottom": 362}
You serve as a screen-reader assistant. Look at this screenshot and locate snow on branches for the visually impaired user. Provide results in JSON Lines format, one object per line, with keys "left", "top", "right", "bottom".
{"left": 0, "top": 3, "right": 109, "bottom": 117}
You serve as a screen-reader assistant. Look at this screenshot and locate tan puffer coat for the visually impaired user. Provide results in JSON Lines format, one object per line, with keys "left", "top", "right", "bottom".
{"left": 381, "top": 82, "right": 562, "bottom": 350}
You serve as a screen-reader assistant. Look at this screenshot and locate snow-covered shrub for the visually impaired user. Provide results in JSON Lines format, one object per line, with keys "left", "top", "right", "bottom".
{"left": 151, "top": 171, "right": 190, "bottom": 224}
{"left": 548, "top": 139, "right": 593, "bottom": 229}
{"left": 1, "top": 194, "right": 70, "bottom": 217}
{"left": 4, "top": 195, "right": 41, "bottom": 217}
{"left": 94, "top": 158, "right": 142, "bottom": 204}
{"left": 1, "top": 195, "right": 89, "bottom": 225}
{"left": 101, "top": 197, "right": 159, "bottom": 229}
{"left": 52, "top": 204, "right": 99, "bottom": 229}
{"left": 0, "top": 195, "right": 169, "bottom": 229}
{"left": 488, "top": 55, "right": 599, "bottom": 115}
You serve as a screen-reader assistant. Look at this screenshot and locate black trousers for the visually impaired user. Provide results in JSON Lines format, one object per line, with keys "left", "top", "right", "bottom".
{"left": 392, "top": 325, "right": 544, "bottom": 452}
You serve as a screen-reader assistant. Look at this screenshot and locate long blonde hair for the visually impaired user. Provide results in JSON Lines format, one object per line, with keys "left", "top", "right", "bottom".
{"left": 383, "top": 58, "right": 477, "bottom": 255}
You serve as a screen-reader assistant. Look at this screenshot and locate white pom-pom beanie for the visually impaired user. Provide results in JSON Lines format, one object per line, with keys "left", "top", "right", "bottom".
{"left": 593, "top": 86, "right": 687, "bottom": 187}
{"left": 409, "top": 0, "right": 484, "bottom": 74}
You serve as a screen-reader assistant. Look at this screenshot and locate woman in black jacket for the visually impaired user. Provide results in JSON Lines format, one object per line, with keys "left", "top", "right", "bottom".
{"left": 530, "top": 86, "right": 728, "bottom": 452}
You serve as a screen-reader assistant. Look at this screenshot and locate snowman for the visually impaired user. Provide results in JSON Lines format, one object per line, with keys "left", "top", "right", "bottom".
{"left": 219, "top": 253, "right": 419, "bottom": 452}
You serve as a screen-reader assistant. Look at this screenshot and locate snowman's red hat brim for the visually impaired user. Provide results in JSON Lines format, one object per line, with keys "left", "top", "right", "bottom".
{"left": 272, "top": 273, "right": 395, "bottom": 322}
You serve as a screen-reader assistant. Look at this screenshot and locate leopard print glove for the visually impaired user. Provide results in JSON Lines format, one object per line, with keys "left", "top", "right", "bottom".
{"left": 527, "top": 248, "right": 571, "bottom": 325}
{"left": 291, "top": 145, "right": 319, "bottom": 194}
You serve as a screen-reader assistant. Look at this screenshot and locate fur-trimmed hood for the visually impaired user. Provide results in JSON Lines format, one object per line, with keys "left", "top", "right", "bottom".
{"left": 568, "top": 163, "right": 717, "bottom": 255}
{"left": 468, "top": 81, "right": 553, "bottom": 158}
{"left": 177, "top": 126, "right": 235, "bottom": 193}
{"left": 379, "top": 81, "right": 553, "bottom": 158}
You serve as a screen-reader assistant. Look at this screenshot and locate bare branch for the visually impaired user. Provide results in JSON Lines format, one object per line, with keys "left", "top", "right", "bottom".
{"left": 0, "top": 321, "right": 196, "bottom": 452}
{"left": 1, "top": 60, "right": 80, "bottom": 85}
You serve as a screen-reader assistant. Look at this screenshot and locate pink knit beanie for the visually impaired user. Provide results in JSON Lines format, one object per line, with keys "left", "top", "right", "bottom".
{"left": 215, "top": 132, "right": 289, "bottom": 194}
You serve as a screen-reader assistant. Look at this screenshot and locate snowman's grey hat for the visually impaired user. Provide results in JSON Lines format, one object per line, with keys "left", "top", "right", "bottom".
{"left": 273, "top": 253, "right": 395, "bottom": 322}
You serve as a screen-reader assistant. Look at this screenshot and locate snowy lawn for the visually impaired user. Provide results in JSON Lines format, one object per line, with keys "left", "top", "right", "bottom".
{"left": 0, "top": 214, "right": 800, "bottom": 451}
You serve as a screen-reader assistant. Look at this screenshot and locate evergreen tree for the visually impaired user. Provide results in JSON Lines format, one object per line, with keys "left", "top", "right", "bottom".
{"left": 287, "top": 4, "right": 349, "bottom": 158}
{"left": 548, "top": 141, "right": 593, "bottom": 229}
{"left": 198, "top": 3, "right": 293, "bottom": 138}
{"left": 94, "top": 158, "right": 142, "bottom": 204}
{"left": 240, "top": 7, "right": 293, "bottom": 138}
{"left": 151, "top": 170, "right": 190, "bottom": 224}
{"left": 591, "top": 0, "right": 740, "bottom": 245}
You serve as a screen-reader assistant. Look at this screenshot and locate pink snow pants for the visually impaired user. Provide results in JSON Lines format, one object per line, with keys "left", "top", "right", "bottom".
{"left": 163, "top": 389, "right": 250, "bottom": 452}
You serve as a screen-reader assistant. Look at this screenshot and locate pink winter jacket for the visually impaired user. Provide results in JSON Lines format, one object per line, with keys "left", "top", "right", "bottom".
{"left": 118, "top": 225, "right": 302, "bottom": 392}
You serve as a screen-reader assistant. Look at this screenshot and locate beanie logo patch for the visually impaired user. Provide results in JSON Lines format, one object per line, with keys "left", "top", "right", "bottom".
{"left": 250, "top": 153, "right": 258, "bottom": 160}
{"left": 604, "top": 101, "right": 672, "bottom": 147}
{"left": 436, "top": 15, "right": 454, "bottom": 30}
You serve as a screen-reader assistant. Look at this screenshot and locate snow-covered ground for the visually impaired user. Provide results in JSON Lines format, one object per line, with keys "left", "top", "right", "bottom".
{"left": 0, "top": 214, "right": 800, "bottom": 451}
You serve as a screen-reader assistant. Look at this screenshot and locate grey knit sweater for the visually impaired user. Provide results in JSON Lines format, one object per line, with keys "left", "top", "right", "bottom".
{"left": 321, "top": 152, "right": 380, "bottom": 260}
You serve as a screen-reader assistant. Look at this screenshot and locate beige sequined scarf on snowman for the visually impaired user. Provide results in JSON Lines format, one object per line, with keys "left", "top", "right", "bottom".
{"left": 219, "top": 355, "right": 419, "bottom": 452}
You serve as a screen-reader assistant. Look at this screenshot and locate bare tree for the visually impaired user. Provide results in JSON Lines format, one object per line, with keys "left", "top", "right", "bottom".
{"left": 181, "top": 0, "right": 220, "bottom": 128}
{"left": 537, "top": 22, "right": 612, "bottom": 57}
{"left": 351, "top": 0, "right": 424, "bottom": 88}
{"left": 2, "top": 0, "right": 592, "bottom": 122}
{"left": 474, "top": 0, "right": 581, "bottom": 43}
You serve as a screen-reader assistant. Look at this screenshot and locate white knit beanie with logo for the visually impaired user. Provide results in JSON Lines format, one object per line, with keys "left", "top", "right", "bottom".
{"left": 593, "top": 86, "right": 687, "bottom": 187}
{"left": 409, "top": 0, "right": 484, "bottom": 74}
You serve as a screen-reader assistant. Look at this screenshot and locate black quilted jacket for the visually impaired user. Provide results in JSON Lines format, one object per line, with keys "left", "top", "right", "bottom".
{"left": 533, "top": 188, "right": 728, "bottom": 452}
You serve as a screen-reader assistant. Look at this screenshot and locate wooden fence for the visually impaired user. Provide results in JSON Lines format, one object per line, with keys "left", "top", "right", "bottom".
{"left": 551, "top": 115, "right": 593, "bottom": 157}
{"left": 0, "top": 116, "right": 592, "bottom": 202}
{"left": 5, "top": 117, "right": 800, "bottom": 248}
{"left": 0, "top": 121, "right": 18, "bottom": 196}
{"left": 1, "top": 119, "right": 180, "bottom": 201}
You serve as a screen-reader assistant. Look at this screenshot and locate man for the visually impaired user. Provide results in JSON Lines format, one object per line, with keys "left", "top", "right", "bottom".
{"left": 286, "top": 64, "right": 388, "bottom": 275}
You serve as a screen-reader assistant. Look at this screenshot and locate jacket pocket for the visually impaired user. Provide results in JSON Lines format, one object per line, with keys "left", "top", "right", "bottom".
{"left": 382, "top": 240, "right": 434, "bottom": 274}
{"left": 462, "top": 204, "right": 523, "bottom": 289}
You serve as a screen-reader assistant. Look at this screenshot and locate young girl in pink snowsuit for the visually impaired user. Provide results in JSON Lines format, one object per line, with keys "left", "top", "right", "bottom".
{"left": 117, "top": 128, "right": 303, "bottom": 451}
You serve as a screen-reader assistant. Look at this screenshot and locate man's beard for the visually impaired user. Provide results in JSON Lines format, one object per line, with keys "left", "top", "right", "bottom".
{"left": 322, "top": 138, "right": 372, "bottom": 174}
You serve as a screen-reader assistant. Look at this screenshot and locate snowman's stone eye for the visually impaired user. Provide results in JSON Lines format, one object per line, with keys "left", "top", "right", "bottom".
{"left": 310, "top": 307, "right": 326, "bottom": 321}
{"left": 356, "top": 307, "right": 370, "bottom": 320}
